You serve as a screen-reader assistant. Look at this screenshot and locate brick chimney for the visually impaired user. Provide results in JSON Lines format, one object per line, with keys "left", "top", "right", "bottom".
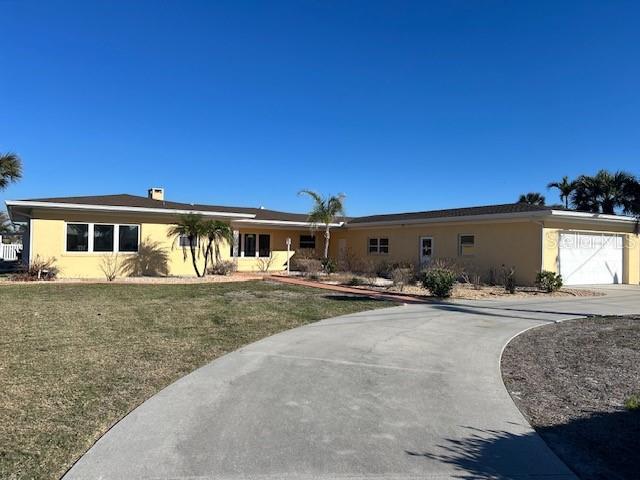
{"left": 148, "top": 187, "right": 164, "bottom": 201}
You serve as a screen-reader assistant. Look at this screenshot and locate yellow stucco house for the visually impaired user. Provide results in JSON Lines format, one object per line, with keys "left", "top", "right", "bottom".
{"left": 6, "top": 188, "right": 640, "bottom": 285}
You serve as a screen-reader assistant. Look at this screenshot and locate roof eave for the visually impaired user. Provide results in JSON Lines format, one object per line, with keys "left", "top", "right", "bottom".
{"left": 4, "top": 200, "right": 257, "bottom": 219}
{"left": 344, "top": 210, "right": 552, "bottom": 228}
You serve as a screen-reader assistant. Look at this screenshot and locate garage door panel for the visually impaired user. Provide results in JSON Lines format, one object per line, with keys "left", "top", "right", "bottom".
{"left": 559, "top": 233, "right": 623, "bottom": 285}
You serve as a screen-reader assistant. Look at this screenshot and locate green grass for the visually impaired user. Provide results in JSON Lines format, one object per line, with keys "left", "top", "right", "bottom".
{"left": 0, "top": 280, "right": 393, "bottom": 480}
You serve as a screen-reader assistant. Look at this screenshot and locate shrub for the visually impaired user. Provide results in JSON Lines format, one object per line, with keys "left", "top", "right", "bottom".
{"left": 12, "top": 256, "right": 59, "bottom": 281}
{"left": 347, "top": 276, "right": 366, "bottom": 286}
{"left": 100, "top": 254, "right": 120, "bottom": 281}
{"left": 291, "top": 258, "right": 323, "bottom": 275}
{"left": 376, "top": 261, "right": 414, "bottom": 280}
{"left": 390, "top": 267, "right": 414, "bottom": 292}
{"left": 209, "top": 260, "right": 236, "bottom": 275}
{"left": 535, "top": 270, "right": 563, "bottom": 293}
{"left": 421, "top": 267, "right": 457, "bottom": 297}
{"left": 502, "top": 265, "right": 516, "bottom": 294}
{"left": 337, "top": 247, "right": 366, "bottom": 273}
{"left": 321, "top": 258, "right": 337, "bottom": 274}
{"left": 625, "top": 394, "right": 640, "bottom": 411}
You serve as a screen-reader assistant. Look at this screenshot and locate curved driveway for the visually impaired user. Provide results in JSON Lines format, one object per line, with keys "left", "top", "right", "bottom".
{"left": 65, "top": 286, "right": 640, "bottom": 479}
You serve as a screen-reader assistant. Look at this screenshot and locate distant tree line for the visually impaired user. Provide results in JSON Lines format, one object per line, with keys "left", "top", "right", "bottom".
{"left": 518, "top": 170, "right": 640, "bottom": 216}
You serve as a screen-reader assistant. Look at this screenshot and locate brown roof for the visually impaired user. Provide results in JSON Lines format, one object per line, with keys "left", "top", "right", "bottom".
{"left": 18, "top": 194, "right": 553, "bottom": 225}
{"left": 347, "top": 202, "right": 552, "bottom": 224}
{"left": 23, "top": 194, "right": 311, "bottom": 222}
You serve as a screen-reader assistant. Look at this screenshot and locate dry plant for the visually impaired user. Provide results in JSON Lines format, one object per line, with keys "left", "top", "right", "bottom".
{"left": 256, "top": 255, "right": 275, "bottom": 273}
{"left": 100, "top": 254, "right": 121, "bottom": 281}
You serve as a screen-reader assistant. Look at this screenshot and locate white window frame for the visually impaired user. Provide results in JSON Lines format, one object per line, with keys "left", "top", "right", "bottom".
{"left": 64, "top": 222, "right": 140, "bottom": 254}
{"left": 458, "top": 233, "right": 476, "bottom": 257}
{"left": 368, "top": 237, "right": 389, "bottom": 255}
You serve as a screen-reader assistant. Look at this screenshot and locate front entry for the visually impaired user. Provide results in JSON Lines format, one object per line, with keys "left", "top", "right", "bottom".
{"left": 419, "top": 236, "right": 433, "bottom": 265}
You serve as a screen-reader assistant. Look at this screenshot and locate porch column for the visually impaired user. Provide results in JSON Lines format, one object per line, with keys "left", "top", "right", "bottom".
{"left": 232, "top": 230, "right": 240, "bottom": 258}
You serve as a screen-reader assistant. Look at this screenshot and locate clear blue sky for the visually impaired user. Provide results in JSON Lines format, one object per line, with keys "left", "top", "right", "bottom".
{"left": 1, "top": 1, "right": 639, "bottom": 216}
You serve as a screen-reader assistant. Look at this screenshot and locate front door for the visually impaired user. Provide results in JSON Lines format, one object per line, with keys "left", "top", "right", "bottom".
{"left": 419, "top": 236, "right": 433, "bottom": 265}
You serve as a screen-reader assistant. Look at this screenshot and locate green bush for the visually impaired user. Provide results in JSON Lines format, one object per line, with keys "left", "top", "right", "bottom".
{"left": 535, "top": 270, "right": 563, "bottom": 293}
{"left": 347, "top": 276, "right": 366, "bottom": 286}
{"left": 625, "top": 394, "right": 640, "bottom": 411}
{"left": 421, "top": 267, "right": 457, "bottom": 297}
{"left": 321, "top": 258, "right": 337, "bottom": 274}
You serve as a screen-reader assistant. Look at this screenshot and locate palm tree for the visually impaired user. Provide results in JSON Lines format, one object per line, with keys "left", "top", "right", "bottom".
{"left": 0, "top": 152, "right": 22, "bottom": 190}
{"left": 571, "top": 170, "right": 638, "bottom": 215}
{"left": 547, "top": 176, "right": 575, "bottom": 209}
{"left": 517, "top": 192, "right": 546, "bottom": 206}
{"left": 167, "top": 213, "right": 205, "bottom": 277}
{"left": 298, "top": 190, "right": 345, "bottom": 259}
{"left": 202, "top": 220, "right": 234, "bottom": 274}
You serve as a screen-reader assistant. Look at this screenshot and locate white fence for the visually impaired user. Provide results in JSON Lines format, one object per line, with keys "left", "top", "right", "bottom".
{"left": 0, "top": 243, "right": 22, "bottom": 261}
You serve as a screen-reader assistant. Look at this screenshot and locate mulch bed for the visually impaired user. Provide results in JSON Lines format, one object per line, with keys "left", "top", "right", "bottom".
{"left": 501, "top": 316, "right": 640, "bottom": 480}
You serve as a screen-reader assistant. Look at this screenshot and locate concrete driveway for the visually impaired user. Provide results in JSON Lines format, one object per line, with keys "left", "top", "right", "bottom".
{"left": 64, "top": 286, "right": 640, "bottom": 480}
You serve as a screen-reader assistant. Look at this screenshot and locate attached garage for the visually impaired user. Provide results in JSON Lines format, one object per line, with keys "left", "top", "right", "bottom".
{"left": 559, "top": 232, "right": 623, "bottom": 285}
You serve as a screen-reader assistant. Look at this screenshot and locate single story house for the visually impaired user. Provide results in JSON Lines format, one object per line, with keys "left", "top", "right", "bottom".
{"left": 6, "top": 188, "right": 639, "bottom": 285}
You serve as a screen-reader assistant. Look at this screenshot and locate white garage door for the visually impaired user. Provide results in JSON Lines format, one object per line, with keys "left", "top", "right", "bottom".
{"left": 559, "top": 232, "right": 623, "bottom": 285}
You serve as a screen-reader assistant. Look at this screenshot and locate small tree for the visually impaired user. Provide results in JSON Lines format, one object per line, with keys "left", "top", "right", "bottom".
{"left": 168, "top": 214, "right": 205, "bottom": 277}
{"left": 201, "top": 220, "right": 234, "bottom": 274}
{"left": 0, "top": 152, "right": 22, "bottom": 191}
{"left": 298, "top": 190, "right": 345, "bottom": 260}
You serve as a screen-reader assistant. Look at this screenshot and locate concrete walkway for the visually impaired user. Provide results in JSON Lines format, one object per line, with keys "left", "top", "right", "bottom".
{"left": 64, "top": 286, "right": 640, "bottom": 480}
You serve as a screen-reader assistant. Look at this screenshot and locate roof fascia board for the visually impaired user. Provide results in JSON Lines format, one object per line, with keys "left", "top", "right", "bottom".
{"left": 233, "top": 218, "right": 343, "bottom": 228}
{"left": 344, "top": 210, "right": 551, "bottom": 228}
{"left": 548, "top": 209, "right": 638, "bottom": 224}
{"left": 5, "top": 200, "right": 256, "bottom": 219}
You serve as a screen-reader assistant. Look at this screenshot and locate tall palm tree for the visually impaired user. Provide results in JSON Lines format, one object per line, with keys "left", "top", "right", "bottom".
{"left": 517, "top": 192, "right": 546, "bottom": 206}
{"left": 571, "top": 170, "right": 638, "bottom": 215}
{"left": 0, "top": 152, "right": 22, "bottom": 190}
{"left": 547, "top": 176, "right": 575, "bottom": 209}
{"left": 167, "top": 213, "right": 205, "bottom": 277}
{"left": 298, "top": 190, "right": 345, "bottom": 259}
{"left": 202, "top": 220, "right": 234, "bottom": 274}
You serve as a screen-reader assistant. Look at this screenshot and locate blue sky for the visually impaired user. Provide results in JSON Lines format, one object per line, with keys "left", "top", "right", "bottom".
{"left": 1, "top": 1, "right": 639, "bottom": 216}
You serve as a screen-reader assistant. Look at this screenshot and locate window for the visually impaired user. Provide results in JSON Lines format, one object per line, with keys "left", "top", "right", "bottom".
{"left": 459, "top": 234, "right": 475, "bottom": 256}
{"left": 368, "top": 237, "right": 389, "bottom": 255}
{"left": 300, "top": 234, "right": 316, "bottom": 249}
{"left": 118, "top": 225, "right": 139, "bottom": 252}
{"left": 66, "top": 223, "right": 89, "bottom": 251}
{"left": 178, "top": 235, "right": 197, "bottom": 248}
{"left": 258, "top": 234, "right": 271, "bottom": 257}
{"left": 65, "top": 223, "right": 139, "bottom": 253}
{"left": 93, "top": 224, "right": 114, "bottom": 252}
{"left": 244, "top": 234, "right": 256, "bottom": 257}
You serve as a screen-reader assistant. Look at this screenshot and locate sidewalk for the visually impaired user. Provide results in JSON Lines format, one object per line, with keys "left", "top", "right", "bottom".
{"left": 267, "top": 274, "right": 431, "bottom": 304}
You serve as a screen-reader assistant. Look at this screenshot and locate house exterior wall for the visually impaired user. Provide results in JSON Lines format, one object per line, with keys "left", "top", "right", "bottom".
{"left": 542, "top": 220, "right": 640, "bottom": 285}
{"left": 330, "top": 220, "right": 544, "bottom": 285}
{"left": 28, "top": 209, "right": 320, "bottom": 278}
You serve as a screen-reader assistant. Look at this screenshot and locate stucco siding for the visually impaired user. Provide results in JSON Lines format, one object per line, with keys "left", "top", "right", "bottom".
{"left": 28, "top": 209, "right": 319, "bottom": 278}
{"left": 330, "top": 221, "right": 543, "bottom": 285}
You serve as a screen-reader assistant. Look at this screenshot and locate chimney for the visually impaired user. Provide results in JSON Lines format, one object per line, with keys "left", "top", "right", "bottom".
{"left": 148, "top": 187, "right": 164, "bottom": 201}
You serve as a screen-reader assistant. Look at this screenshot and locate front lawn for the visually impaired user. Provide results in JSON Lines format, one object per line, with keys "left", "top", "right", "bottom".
{"left": 0, "top": 281, "right": 394, "bottom": 480}
{"left": 502, "top": 316, "right": 640, "bottom": 480}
